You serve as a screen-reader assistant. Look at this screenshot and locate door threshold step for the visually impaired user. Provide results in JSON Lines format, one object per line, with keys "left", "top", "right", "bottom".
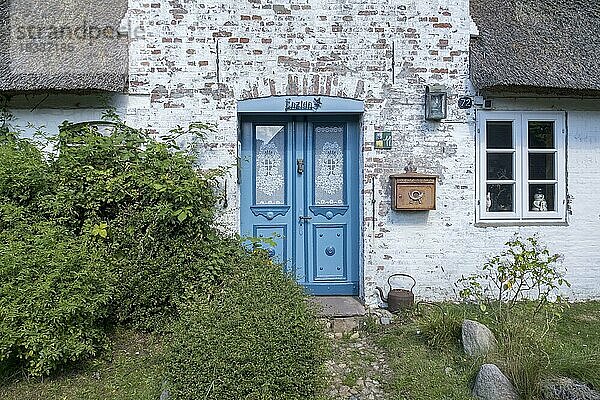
{"left": 309, "top": 296, "right": 366, "bottom": 318}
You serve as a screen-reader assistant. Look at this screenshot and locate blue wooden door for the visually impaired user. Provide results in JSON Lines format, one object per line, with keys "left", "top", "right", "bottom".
{"left": 240, "top": 116, "right": 359, "bottom": 295}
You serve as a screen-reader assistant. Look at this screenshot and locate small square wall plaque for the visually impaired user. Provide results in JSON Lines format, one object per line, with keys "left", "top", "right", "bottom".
{"left": 374, "top": 131, "right": 392, "bottom": 149}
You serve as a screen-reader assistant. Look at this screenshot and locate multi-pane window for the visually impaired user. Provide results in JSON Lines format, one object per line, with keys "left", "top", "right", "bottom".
{"left": 478, "top": 112, "right": 566, "bottom": 222}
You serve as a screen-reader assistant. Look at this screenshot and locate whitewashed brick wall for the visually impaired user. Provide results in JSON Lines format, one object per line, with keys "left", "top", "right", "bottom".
{"left": 117, "top": 0, "right": 599, "bottom": 303}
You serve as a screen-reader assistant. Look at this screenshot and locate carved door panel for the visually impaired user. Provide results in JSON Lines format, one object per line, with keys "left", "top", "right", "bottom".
{"left": 240, "top": 116, "right": 359, "bottom": 295}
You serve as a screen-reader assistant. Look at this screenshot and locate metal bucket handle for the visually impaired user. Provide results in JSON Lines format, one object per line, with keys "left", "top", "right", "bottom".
{"left": 387, "top": 273, "right": 416, "bottom": 293}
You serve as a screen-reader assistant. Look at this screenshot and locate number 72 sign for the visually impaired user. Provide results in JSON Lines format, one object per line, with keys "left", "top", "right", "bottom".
{"left": 458, "top": 96, "right": 473, "bottom": 109}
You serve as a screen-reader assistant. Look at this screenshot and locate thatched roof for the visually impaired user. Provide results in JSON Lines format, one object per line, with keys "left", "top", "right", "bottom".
{"left": 470, "top": 0, "right": 600, "bottom": 92}
{"left": 0, "top": 0, "right": 128, "bottom": 92}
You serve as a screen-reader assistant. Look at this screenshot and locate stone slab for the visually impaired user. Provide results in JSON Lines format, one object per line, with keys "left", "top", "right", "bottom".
{"left": 309, "top": 296, "right": 366, "bottom": 318}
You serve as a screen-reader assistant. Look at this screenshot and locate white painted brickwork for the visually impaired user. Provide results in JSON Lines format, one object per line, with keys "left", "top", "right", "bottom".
{"left": 9, "top": 0, "right": 598, "bottom": 303}
{"left": 122, "top": 0, "right": 599, "bottom": 304}
{"left": 124, "top": 0, "right": 477, "bottom": 304}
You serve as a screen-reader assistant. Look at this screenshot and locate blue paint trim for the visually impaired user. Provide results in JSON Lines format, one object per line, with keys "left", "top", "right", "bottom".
{"left": 238, "top": 95, "right": 364, "bottom": 114}
{"left": 309, "top": 205, "right": 349, "bottom": 219}
{"left": 304, "top": 282, "right": 359, "bottom": 295}
{"left": 251, "top": 205, "right": 291, "bottom": 220}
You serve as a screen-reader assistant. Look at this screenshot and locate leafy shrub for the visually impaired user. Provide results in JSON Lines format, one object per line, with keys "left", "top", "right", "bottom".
{"left": 0, "top": 117, "right": 229, "bottom": 375}
{"left": 0, "top": 133, "right": 49, "bottom": 213}
{"left": 0, "top": 222, "right": 114, "bottom": 377}
{"left": 456, "top": 236, "right": 575, "bottom": 399}
{"left": 166, "top": 252, "right": 328, "bottom": 400}
{"left": 47, "top": 122, "right": 226, "bottom": 330}
{"left": 457, "top": 235, "right": 570, "bottom": 322}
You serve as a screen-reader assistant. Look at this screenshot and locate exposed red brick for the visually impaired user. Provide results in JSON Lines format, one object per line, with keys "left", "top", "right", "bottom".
{"left": 433, "top": 23, "right": 452, "bottom": 28}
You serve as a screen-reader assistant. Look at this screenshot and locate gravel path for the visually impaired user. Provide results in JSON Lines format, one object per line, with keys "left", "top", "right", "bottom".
{"left": 325, "top": 331, "right": 392, "bottom": 400}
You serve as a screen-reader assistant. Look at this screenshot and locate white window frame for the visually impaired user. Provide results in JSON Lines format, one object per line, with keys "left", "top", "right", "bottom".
{"left": 476, "top": 111, "right": 566, "bottom": 224}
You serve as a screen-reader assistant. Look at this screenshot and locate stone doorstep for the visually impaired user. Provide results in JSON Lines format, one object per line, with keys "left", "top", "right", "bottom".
{"left": 309, "top": 296, "right": 367, "bottom": 334}
{"left": 309, "top": 296, "right": 366, "bottom": 318}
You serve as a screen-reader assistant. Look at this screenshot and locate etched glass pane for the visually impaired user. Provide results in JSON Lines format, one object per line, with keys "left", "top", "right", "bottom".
{"left": 529, "top": 153, "right": 555, "bottom": 180}
{"left": 486, "top": 153, "right": 513, "bottom": 180}
{"left": 529, "top": 184, "right": 555, "bottom": 212}
{"left": 486, "top": 121, "right": 513, "bottom": 149}
{"left": 314, "top": 125, "right": 345, "bottom": 205}
{"left": 528, "top": 121, "right": 555, "bottom": 149}
{"left": 255, "top": 125, "right": 285, "bottom": 205}
{"left": 486, "top": 184, "right": 514, "bottom": 212}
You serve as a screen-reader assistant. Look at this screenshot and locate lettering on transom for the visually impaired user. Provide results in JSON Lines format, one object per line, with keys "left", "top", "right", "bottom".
{"left": 284, "top": 97, "right": 322, "bottom": 112}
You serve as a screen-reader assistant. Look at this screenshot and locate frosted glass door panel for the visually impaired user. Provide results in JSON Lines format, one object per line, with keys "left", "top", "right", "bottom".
{"left": 255, "top": 125, "right": 286, "bottom": 205}
{"left": 314, "top": 125, "right": 345, "bottom": 205}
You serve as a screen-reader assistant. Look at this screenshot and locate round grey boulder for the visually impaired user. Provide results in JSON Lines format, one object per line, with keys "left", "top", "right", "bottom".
{"left": 473, "top": 363, "right": 519, "bottom": 400}
{"left": 541, "top": 377, "right": 600, "bottom": 400}
{"left": 462, "top": 319, "right": 497, "bottom": 356}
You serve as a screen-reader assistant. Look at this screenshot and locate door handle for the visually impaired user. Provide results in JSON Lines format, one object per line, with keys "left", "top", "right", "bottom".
{"left": 297, "top": 159, "right": 304, "bottom": 174}
{"left": 299, "top": 215, "right": 312, "bottom": 226}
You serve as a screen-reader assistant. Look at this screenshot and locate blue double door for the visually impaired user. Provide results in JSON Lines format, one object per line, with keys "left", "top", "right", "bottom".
{"left": 240, "top": 115, "right": 360, "bottom": 295}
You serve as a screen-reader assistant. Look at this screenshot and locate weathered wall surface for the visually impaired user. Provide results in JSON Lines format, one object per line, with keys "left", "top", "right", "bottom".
{"left": 125, "top": 0, "right": 475, "bottom": 303}
{"left": 121, "top": 0, "right": 599, "bottom": 304}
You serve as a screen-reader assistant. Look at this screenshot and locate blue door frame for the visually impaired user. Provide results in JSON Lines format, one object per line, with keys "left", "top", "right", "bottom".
{"left": 240, "top": 114, "right": 360, "bottom": 295}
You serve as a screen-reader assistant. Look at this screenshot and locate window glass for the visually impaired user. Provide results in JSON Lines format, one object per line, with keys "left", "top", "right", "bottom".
{"left": 255, "top": 125, "right": 285, "bottom": 205}
{"left": 487, "top": 153, "right": 513, "bottom": 180}
{"left": 314, "top": 125, "right": 345, "bottom": 205}
{"left": 528, "top": 121, "right": 555, "bottom": 149}
{"left": 528, "top": 153, "right": 555, "bottom": 180}
{"left": 486, "top": 121, "right": 513, "bottom": 149}
{"left": 529, "top": 184, "right": 555, "bottom": 212}
{"left": 486, "top": 184, "right": 514, "bottom": 212}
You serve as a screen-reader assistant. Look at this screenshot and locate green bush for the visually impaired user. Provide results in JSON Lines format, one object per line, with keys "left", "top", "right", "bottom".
{"left": 0, "top": 222, "right": 114, "bottom": 377}
{"left": 457, "top": 235, "right": 569, "bottom": 323}
{"left": 0, "top": 135, "right": 48, "bottom": 207}
{"left": 166, "top": 253, "right": 328, "bottom": 400}
{"left": 46, "top": 122, "right": 226, "bottom": 330}
{"left": 0, "top": 119, "right": 229, "bottom": 375}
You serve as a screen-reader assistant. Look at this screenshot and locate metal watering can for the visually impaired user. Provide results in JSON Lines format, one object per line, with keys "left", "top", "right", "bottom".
{"left": 375, "top": 273, "right": 416, "bottom": 312}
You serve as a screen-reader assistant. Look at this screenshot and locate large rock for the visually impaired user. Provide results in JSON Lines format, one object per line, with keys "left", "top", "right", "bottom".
{"left": 462, "top": 319, "right": 497, "bottom": 356}
{"left": 331, "top": 317, "right": 360, "bottom": 333}
{"left": 541, "top": 377, "right": 600, "bottom": 400}
{"left": 473, "top": 364, "right": 519, "bottom": 400}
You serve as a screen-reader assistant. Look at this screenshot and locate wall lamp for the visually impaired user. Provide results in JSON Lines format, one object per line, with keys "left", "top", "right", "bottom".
{"left": 425, "top": 85, "right": 447, "bottom": 121}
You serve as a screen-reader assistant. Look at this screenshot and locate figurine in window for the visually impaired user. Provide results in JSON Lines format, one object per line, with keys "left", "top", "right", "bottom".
{"left": 486, "top": 192, "right": 492, "bottom": 212}
{"left": 532, "top": 189, "right": 548, "bottom": 211}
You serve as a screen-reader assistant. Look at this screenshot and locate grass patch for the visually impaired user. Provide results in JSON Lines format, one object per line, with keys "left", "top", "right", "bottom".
{"left": 546, "top": 301, "right": 600, "bottom": 388}
{"left": 0, "top": 329, "right": 165, "bottom": 400}
{"left": 375, "top": 306, "right": 478, "bottom": 400}
{"left": 376, "top": 302, "right": 600, "bottom": 400}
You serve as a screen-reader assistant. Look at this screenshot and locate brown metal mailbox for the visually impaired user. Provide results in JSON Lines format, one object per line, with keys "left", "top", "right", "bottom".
{"left": 390, "top": 172, "right": 437, "bottom": 210}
